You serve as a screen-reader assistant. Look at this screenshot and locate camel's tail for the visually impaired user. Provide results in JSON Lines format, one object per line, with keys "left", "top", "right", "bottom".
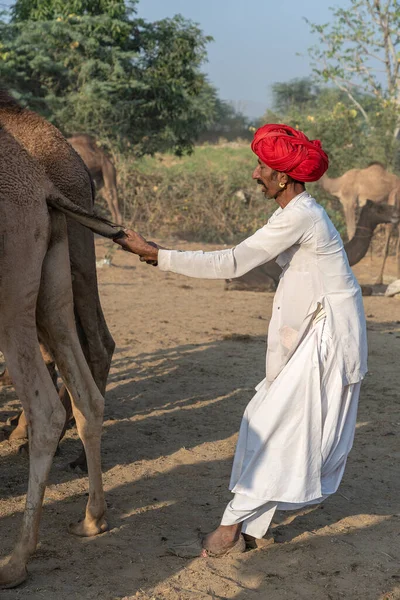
{"left": 46, "top": 190, "right": 126, "bottom": 240}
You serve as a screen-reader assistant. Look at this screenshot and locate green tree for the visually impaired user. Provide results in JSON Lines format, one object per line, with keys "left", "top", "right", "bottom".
{"left": 306, "top": 0, "right": 400, "bottom": 146}
{"left": 11, "top": 0, "right": 129, "bottom": 21}
{"left": 0, "top": 0, "right": 217, "bottom": 155}
{"left": 200, "top": 96, "right": 253, "bottom": 142}
{"left": 271, "top": 78, "right": 320, "bottom": 113}
{"left": 262, "top": 77, "right": 395, "bottom": 173}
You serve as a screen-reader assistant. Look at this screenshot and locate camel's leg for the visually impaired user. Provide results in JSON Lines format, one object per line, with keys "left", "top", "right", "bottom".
{"left": 102, "top": 159, "right": 122, "bottom": 223}
{"left": 376, "top": 224, "right": 392, "bottom": 285}
{"left": 0, "top": 210, "right": 65, "bottom": 588}
{"left": 7, "top": 340, "right": 58, "bottom": 441}
{"left": 9, "top": 198, "right": 116, "bottom": 468}
{"left": 0, "top": 328, "right": 65, "bottom": 588}
{"left": 37, "top": 212, "right": 107, "bottom": 536}
{"left": 65, "top": 219, "right": 115, "bottom": 470}
{"left": 18, "top": 209, "right": 116, "bottom": 471}
{"left": 396, "top": 224, "right": 400, "bottom": 279}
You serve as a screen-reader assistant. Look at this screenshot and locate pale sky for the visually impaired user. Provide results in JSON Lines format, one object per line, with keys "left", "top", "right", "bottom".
{"left": 136, "top": 0, "right": 349, "bottom": 118}
{"left": 1, "top": 0, "right": 350, "bottom": 118}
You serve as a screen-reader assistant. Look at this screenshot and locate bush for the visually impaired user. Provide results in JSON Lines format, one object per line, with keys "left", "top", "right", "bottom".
{"left": 98, "top": 143, "right": 348, "bottom": 243}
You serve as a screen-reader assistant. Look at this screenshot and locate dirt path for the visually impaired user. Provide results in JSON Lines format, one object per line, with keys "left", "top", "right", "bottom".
{"left": 0, "top": 240, "right": 399, "bottom": 600}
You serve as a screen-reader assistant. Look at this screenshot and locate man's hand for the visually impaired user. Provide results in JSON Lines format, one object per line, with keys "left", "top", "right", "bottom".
{"left": 113, "top": 229, "right": 159, "bottom": 263}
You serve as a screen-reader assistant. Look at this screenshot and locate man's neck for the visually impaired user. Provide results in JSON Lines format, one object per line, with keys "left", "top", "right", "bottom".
{"left": 275, "top": 184, "right": 306, "bottom": 209}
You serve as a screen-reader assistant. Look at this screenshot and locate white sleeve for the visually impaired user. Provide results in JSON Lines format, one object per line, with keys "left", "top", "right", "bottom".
{"left": 157, "top": 207, "right": 313, "bottom": 280}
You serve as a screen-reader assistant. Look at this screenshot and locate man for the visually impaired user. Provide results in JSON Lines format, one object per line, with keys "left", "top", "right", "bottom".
{"left": 114, "top": 124, "right": 367, "bottom": 557}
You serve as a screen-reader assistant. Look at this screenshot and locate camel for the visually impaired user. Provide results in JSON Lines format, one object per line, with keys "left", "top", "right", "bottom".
{"left": 320, "top": 163, "right": 400, "bottom": 284}
{"left": 0, "top": 124, "right": 125, "bottom": 588}
{"left": 0, "top": 91, "right": 118, "bottom": 469}
{"left": 225, "top": 200, "right": 399, "bottom": 293}
{"left": 320, "top": 163, "right": 400, "bottom": 239}
{"left": 67, "top": 134, "right": 122, "bottom": 223}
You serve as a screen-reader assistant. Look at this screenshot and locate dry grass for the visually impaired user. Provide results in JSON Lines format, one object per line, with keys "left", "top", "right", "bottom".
{"left": 99, "top": 144, "right": 348, "bottom": 243}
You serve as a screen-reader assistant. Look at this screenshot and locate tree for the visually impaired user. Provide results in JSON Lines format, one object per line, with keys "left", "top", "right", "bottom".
{"left": 271, "top": 78, "right": 320, "bottom": 113}
{"left": 0, "top": 0, "right": 217, "bottom": 155}
{"left": 306, "top": 0, "right": 400, "bottom": 144}
{"left": 262, "top": 77, "right": 396, "bottom": 174}
{"left": 11, "top": 0, "right": 130, "bottom": 21}
{"left": 198, "top": 96, "right": 253, "bottom": 143}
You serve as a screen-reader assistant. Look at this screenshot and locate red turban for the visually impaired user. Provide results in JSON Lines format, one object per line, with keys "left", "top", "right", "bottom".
{"left": 251, "top": 123, "right": 329, "bottom": 182}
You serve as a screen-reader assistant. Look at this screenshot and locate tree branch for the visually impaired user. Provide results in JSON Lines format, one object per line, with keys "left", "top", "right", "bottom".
{"left": 330, "top": 76, "right": 370, "bottom": 123}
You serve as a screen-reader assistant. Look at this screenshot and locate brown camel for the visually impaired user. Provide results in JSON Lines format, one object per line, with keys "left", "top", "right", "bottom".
{"left": 320, "top": 163, "right": 400, "bottom": 239}
{"left": 0, "top": 124, "right": 124, "bottom": 588}
{"left": 320, "top": 164, "right": 400, "bottom": 284}
{"left": 68, "top": 134, "right": 122, "bottom": 223}
{"left": 0, "top": 91, "right": 117, "bottom": 469}
{"left": 225, "top": 200, "right": 399, "bottom": 293}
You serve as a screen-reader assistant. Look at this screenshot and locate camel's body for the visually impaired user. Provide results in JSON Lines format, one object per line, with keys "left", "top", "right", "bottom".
{"left": 0, "top": 91, "right": 127, "bottom": 587}
{"left": 320, "top": 163, "right": 400, "bottom": 239}
{"left": 68, "top": 134, "right": 122, "bottom": 223}
{"left": 226, "top": 200, "right": 398, "bottom": 293}
{"left": 0, "top": 119, "right": 126, "bottom": 587}
{"left": 0, "top": 93, "right": 116, "bottom": 468}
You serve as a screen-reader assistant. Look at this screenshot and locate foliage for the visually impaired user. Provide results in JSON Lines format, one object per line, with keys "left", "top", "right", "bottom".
{"left": 199, "top": 97, "right": 253, "bottom": 143}
{"left": 103, "top": 144, "right": 278, "bottom": 243}
{"left": 96, "top": 143, "right": 347, "bottom": 243}
{"left": 11, "top": 0, "right": 131, "bottom": 21}
{"left": 0, "top": 0, "right": 217, "bottom": 155}
{"left": 306, "top": 0, "right": 400, "bottom": 148}
{"left": 261, "top": 77, "right": 400, "bottom": 175}
{"left": 271, "top": 78, "right": 320, "bottom": 114}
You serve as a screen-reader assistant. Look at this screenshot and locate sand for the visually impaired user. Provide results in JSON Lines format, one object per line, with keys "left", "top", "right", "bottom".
{"left": 0, "top": 239, "right": 399, "bottom": 600}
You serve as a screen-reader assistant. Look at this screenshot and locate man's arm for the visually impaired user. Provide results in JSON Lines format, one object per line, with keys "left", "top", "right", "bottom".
{"left": 114, "top": 208, "right": 313, "bottom": 280}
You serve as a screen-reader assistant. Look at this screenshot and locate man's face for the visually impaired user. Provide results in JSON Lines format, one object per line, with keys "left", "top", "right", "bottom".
{"left": 252, "top": 160, "right": 280, "bottom": 199}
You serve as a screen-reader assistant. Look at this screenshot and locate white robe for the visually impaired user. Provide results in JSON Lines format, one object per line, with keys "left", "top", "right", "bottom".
{"left": 220, "top": 316, "right": 360, "bottom": 537}
{"left": 157, "top": 191, "right": 367, "bottom": 517}
{"left": 158, "top": 192, "right": 367, "bottom": 386}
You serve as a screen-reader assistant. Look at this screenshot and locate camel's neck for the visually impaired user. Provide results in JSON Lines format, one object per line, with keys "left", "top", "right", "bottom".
{"left": 344, "top": 221, "right": 374, "bottom": 267}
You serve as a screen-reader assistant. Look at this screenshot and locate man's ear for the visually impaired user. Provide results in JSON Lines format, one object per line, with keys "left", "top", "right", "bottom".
{"left": 277, "top": 172, "right": 289, "bottom": 186}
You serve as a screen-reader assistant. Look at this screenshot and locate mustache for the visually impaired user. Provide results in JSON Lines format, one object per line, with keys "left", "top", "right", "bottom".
{"left": 257, "top": 179, "right": 265, "bottom": 186}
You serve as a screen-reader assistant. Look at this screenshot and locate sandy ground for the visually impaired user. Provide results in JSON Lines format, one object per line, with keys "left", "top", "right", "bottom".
{"left": 1, "top": 239, "right": 400, "bottom": 600}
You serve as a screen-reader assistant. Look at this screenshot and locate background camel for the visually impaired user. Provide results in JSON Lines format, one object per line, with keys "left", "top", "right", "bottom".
{"left": 320, "top": 163, "right": 400, "bottom": 284}
{"left": 0, "top": 124, "right": 125, "bottom": 588}
{"left": 68, "top": 134, "right": 122, "bottom": 223}
{"left": 320, "top": 163, "right": 400, "bottom": 239}
{"left": 225, "top": 200, "right": 399, "bottom": 293}
{"left": 0, "top": 91, "right": 118, "bottom": 469}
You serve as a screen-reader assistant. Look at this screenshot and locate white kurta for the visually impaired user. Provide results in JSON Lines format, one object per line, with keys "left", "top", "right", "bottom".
{"left": 158, "top": 191, "right": 367, "bottom": 386}
{"left": 157, "top": 191, "right": 367, "bottom": 519}
{"left": 219, "top": 316, "right": 361, "bottom": 537}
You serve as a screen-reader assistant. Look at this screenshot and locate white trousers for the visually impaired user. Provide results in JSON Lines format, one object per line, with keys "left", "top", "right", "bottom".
{"left": 221, "top": 317, "right": 361, "bottom": 538}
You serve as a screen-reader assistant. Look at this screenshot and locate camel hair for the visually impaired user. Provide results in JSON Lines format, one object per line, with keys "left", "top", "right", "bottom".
{"left": 67, "top": 134, "right": 122, "bottom": 223}
{"left": 0, "top": 120, "right": 125, "bottom": 588}
{"left": 320, "top": 163, "right": 400, "bottom": 238}
{"left": 225, "top": 200, "right": 399, "bottom": 293}
{"left": 0, "top": 90, "right": 119, "bottom": 470}
{"left": 320, "top": 163, "right": 400, "bottom": 284}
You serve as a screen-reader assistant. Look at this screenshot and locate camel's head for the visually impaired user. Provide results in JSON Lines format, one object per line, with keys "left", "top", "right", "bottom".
{"left": 363, "top": 199, "right": 400, "bottom": 227}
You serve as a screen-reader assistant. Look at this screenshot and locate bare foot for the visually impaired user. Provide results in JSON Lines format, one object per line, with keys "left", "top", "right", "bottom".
{"left": 202, "top": 524, "right": 243, "bottom": 556}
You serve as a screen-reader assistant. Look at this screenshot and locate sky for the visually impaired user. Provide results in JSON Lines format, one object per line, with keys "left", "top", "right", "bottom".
{"left": 136, "top": 0, "right": 349, "bottom": 118}
{"left": 0, "top": 0, "right": 350, "bottom": 118}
